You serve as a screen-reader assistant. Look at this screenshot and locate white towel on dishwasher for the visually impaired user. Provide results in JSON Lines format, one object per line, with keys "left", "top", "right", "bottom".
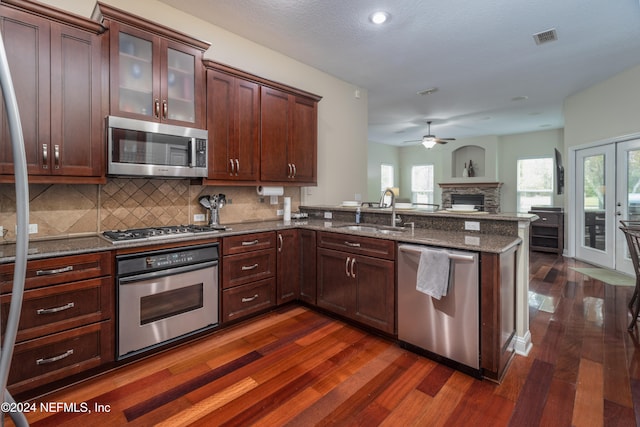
{"left": 416, "top": 247, "right": 451, "bottom": 299}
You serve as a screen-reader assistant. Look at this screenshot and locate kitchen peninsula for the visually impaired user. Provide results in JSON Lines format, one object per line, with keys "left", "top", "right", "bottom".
{"left": 0, "top": 207, "right": 535, "bottom": 395}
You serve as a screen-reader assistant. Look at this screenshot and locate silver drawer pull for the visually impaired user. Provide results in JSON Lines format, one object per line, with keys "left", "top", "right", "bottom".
{"left": 344, "top": 241, "right": 361, "bottom": 248}
{"left": 241, "top": 263, "right": 259, "bottom": 271}
{"left": 37, "top": 302, "right": 74, "bottom": 315}
{"left": 542, "top": 217, "right": 548, "bottom": 221}
{"left": 36, "top": 265, "right": 73, "bottom": 276}
{"left": 241, "top": 240, "right": 259, "bottom": 246}
{"left": 36, "top": 349, "right": 73, "bottom": 365}
{"left": 242, "top": 294, "right": 259, "bottom": 303}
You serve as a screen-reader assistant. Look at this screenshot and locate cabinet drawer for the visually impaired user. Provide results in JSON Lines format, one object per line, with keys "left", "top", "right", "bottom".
{"left": 0, "top": 251, "right": 112, "bottom": 293}
{"left": 222, "top": 248, "right": 276, "bottom": 289}
{"left": 222, "top": 277, "right": 276, "bottom": 322}
{"left": 532, "top": 212, "right": 560, "bottom": 226}
{"left": 8, "top": 321, "right": 113, "bottom": 395}
{"left": 317, "top": 231, "right": 395, "bottom": 260}
{"left": 1, "top": 277, "right": 113, "bottom": 342}
{"left": 223, "top": 232, "right": 276, "bottom": 255}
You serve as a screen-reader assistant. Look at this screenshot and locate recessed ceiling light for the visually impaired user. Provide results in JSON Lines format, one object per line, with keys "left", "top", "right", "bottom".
{"left": 512, "top": 96, "right": 528, "bottom": 102}
{"left": 369, "top": 11, "right": 390, "bottom": 25}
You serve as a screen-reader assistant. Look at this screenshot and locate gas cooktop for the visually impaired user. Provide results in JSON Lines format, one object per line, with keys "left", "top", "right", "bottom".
{"left": 102, "top": 225, "right": 224, "bottom": 244}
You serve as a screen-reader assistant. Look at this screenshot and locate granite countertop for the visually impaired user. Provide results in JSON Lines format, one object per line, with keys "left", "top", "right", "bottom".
{"left": 301, "top": 204, "right": 538, "bottom": 222}
{"left": 0, "top": 217, "right": 521, "bottom": 263}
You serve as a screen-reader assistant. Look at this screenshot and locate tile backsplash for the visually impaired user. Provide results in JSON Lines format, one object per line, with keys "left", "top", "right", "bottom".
{"left": 0, "top": 179, "right": 300, "bottom": 242}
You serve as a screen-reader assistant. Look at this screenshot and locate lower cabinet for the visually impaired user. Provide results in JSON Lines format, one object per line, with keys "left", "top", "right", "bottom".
{"left": 299, "top": 229, "right": 317, "bottom": 305}
{"left": 0, "top": 251, "right": 114, "bottom": 395}
{"left": 276, "top": 229, "right": 300, "bottom": 305}
{"left": 316, "top": 232, "right": 395, "bottom": 334}
{"left": 221, "top": 232, "right": 277, "bottom": 323}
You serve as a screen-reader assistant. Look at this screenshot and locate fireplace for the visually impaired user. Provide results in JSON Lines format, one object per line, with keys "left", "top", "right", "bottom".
{"left": 439, "top": 182, "right": 502, "bottom": 213}
{"left": 451, "top": 194, "right": 485, "bottom": 211}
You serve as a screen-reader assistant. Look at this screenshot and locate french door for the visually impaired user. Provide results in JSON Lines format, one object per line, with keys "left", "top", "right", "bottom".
{"left": 575, "top": 139, "right": 640, "bottom": 274}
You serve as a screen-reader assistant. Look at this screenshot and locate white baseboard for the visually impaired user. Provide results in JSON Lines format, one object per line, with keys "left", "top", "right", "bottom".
{"left": 514, "top": 330, "right": 532, "bottom": 356}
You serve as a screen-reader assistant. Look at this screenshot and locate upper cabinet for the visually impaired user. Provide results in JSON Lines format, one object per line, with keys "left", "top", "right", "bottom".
{"left": 260, "top": 87, "right": 319, "bottom": 185}
{"left": 203, "top": 60, "right": 321, "bottom": 186}
{"left": 205, "top": 63, "right": 260, "bottom": 181}
{"left": 93, "top": 2, "right": 209, "bottom": 129}
{"left": 0, "top": 0, "right": 105, "bottom": 183}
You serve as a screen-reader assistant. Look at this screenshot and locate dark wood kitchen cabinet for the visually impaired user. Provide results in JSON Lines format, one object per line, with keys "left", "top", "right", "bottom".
{"left": 222, "top": 232, "right": 277, "bottom": 322}
{"left": 0, "top": 251, "right": 114, "bottom": 395}
{"left": 276, "top": 229, "right": 300, "bottom": 304}
{"left": 299, "top": 229, "right": 317, "bottom": 305}
{"left": 205, "top": 63, "right": 260, "bottom": 182}
{"left": 260, "top": 86, "right": 319, "bottom": 185}
{"left": 94, "top": 3, "right": 209, "bottom": 128}
{"left": 316, "top": 232, "right": 395, "bottom": 334}
{"left": 480, "top": 246, "right": 517, "bottom": 383}
{"left": 0, "top": 0, "right": 105, "bottom": 183}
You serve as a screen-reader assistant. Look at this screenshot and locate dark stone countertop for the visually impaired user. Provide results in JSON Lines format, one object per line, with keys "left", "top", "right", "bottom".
{"left": 0, "top": 218, "right": 522, "bottom": 264}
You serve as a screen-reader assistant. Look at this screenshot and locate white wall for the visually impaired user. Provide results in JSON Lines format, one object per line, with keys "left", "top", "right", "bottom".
{"left": 40, "top": 0, "right": 369, "bottom": 206}
{"left": 565, "top": 64, "right": 640, "bottom": 151}
{"left": 367, "top": 141, "right": 400, "bottom": 201}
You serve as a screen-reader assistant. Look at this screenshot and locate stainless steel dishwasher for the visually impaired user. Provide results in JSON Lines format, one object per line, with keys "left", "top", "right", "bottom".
{"left": 397, "top": 244, "right": 480, "bottom": 376}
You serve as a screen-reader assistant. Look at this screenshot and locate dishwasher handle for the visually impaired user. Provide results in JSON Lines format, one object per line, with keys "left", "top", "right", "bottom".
{"left": 398, "top": 246, "right": 475, "bottom": 262}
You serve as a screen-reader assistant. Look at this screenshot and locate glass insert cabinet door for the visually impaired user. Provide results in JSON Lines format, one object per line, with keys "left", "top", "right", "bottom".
{"left": 118, "top": 32, "right": 154, "bottom": 117}
{"left": 164, "top": 48, "right": 195, "bottom": 123}
{"left": 115, "top": 28, "right": 197, "bottom": 125}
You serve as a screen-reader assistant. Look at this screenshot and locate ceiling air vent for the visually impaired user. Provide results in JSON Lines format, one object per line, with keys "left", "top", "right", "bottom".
{"left": 532, "top": 28, "right": 558, "bottom": 45}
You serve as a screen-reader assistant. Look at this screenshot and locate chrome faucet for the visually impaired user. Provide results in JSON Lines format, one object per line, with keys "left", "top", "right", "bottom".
{"left": 381, "top": 188, "right": 398, "bottom": 226}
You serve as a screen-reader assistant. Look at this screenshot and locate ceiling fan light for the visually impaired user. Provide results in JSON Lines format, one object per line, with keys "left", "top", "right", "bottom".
{"left": 421, "top": 137, "right": 437, "bottom": 149}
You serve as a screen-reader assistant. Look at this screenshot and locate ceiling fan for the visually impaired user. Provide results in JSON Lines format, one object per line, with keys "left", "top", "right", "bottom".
{"left": 405, "top": 121, "right": 456, "bottom": 149}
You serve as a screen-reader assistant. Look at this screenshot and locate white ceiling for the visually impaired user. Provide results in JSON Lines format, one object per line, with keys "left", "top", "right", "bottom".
{"left": 158, "top": 0, "right": 640, "bottom": 146}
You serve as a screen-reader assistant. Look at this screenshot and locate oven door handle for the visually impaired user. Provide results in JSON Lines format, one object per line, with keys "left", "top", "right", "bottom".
{"left": 118, "top": 260, "right": 218, "bottom": 284}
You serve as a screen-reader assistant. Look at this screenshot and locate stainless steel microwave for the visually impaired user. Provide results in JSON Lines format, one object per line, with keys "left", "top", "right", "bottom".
{"left": 107, "top": 116, "right": 208, "bottom": 178}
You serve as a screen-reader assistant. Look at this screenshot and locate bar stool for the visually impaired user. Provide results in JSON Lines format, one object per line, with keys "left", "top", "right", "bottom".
{"left": 620, "top": 220, "right": 640, "bottom": 331}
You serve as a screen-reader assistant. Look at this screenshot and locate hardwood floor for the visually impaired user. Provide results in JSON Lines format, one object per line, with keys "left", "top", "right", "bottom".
{"left": 5, "top": 251, "right": 640, "bottom": 426}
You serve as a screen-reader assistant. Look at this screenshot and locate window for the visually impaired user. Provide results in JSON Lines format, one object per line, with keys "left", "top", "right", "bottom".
{"left": 517, "top": 157, "right": 554, "bottom": 212}
{"left": 380, "top": 164, "right": 394, "bottom": 191}
{"left": 411, "top": 165, "right": 434, "bottom": 204}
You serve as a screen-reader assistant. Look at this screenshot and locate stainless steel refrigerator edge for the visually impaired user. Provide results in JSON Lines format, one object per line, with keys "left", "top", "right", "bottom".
{"left": 397, "top": 244, "right": 480, "bottom": 373}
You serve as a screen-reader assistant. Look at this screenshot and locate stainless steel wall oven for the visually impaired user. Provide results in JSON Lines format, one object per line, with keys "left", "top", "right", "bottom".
{"left": 116, "top": 243, "right": 219, "bottom": 359}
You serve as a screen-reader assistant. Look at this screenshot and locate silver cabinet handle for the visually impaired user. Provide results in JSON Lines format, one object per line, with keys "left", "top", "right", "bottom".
{"left": 154, "top": 99, "right": 160, "bottom": 118}
{"left": 235, "top": 159, "right": 240, "bottom": 175}
{"left": 54, "top": 144, "right": 60, "bottom": 169}
{"left": 292, "top": 163, "right": 296, "bottom": 178}
{"left": 242, "top": 294, "right": 259, "bottom": 303}
{"left": 241, "top": 263, "right": 259, "bottom": 271}
{"left": 241, "top": 239, "right": 259, "bottom": 246}
{"left": 542, "top": 217, "right": 548, "bottom": 221}
{"left": 42, "top": 144, "right": 48, "bottom": 169}
{"left": 37, "top": 302, "right": 74, "bottom": 315}
{"left": 287, "top": 163, "right": 292, "bottom": 178}
{"left": 344, "top": 241, "right": 361, "bottom": 248}
{"left": 36, "top": 265, "right": 73, "bottom": 276}
{"left": 229, "top": 158, "right": 235, "bottom": 175}
{"left": 162, "top": 100, "right": 168, "bottom": 119}
{"left": 345, "top": 257, "right": 350, "bottom": 277}
{"left": 278, "top": 233, "right": 283, "bottom": 252}
{"left": 36, "top": 349, "right": 73, "bottom": 365}
{"left": 350, "top": 258, "right": 356, "bottom": 278}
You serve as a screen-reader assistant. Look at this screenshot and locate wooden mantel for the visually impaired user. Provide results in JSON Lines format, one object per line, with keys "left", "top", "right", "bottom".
{"left": 438, "top": 182, "right": 503, "bottom": 188}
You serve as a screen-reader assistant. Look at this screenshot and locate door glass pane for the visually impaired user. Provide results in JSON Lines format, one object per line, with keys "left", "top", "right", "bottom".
{"left": 628, "top": 149, "right": 640, "bottom": 221}
{"left": 583, "top": 154, "right": 606, "bottom": 250}
{"left": 119, "top": 33, "right": 153, "bottom": 116}
{"left": 166, "top": 48, "right": 195, "bottom": 122}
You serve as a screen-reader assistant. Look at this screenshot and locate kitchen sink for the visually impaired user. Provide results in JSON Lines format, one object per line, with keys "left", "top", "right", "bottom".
{"left": 333, "top": 224, "right": 406, "bottom": 235}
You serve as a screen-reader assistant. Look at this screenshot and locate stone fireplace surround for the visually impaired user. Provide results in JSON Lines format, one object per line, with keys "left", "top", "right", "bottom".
{"left": 439, "top": 182, "right": 503, "bottom": 213}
